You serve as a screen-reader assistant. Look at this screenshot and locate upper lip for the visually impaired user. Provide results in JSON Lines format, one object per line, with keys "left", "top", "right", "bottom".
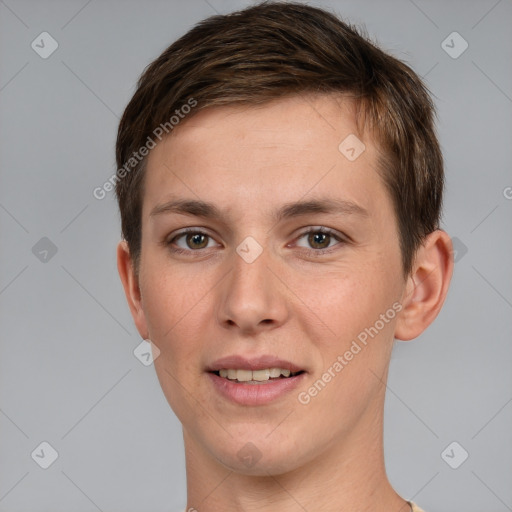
{"left": 206, "top": 355, "right": 305, "bottom": 373}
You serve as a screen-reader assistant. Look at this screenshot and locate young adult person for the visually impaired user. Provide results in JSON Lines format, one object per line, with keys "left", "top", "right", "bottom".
{"left": 115, "top": 3, "right": 453, "bottom": 511}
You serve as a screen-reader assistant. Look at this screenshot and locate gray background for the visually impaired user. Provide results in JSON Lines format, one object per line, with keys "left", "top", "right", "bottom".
{"left": 1, "top": 0, "right": 511, "bottom": 511}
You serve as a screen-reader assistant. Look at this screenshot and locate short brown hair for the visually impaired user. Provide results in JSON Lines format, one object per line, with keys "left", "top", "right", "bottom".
{"left": 115, "top": 1, "right": 443, "bottom": 277}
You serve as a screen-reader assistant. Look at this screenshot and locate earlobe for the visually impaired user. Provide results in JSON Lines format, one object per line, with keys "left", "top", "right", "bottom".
{"left": 394, "top": 230, "right": 454, "bottom": 341}
{"left": 116, "top": 240, "right": 149, "bottom": 339}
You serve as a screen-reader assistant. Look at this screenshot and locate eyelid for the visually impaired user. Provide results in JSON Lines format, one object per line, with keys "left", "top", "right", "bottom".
{"left": 166, "top": 227, "right": 221, "bottom": 249}
{"left": 294, "top": 225, "right": 346, "bottom": 240}
{"left": 167, "top": 226, "right": 217, "bottom": 239}
{"left": 165, "top": 225, "right": 349, "bottom": 257}
{"left": 291, "top": 226, "right": 347, "bottom": 252}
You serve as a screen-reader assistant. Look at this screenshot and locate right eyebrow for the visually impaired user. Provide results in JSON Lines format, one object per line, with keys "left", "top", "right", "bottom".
{"left": 150, "top": 199, "right": 222, "bottom": 219}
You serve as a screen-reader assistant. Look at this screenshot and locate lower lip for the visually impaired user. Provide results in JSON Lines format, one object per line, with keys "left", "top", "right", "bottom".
{"left": 207, "top": 372, "right": 306, "bottom": 406}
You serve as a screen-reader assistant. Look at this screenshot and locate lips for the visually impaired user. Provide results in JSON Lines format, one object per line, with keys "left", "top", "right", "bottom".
{"left": 206, "top": 354, "right": 305, "bottom": 373}
{"left": 205, "top": 355, "right": 307, "bottom": 405}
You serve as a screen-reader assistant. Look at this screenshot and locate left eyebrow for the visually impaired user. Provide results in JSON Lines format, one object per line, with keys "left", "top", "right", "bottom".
{"left": 149, "top": 197, "right": 369, "bottom": 221}
{"left": 273, "top": 198, "right": 369, "bottom": 222}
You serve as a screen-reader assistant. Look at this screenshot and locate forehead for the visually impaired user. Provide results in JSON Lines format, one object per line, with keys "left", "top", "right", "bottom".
{"left": 156, "top": 94, "right": 365, "bottom": 159}
{"left": 142, "top": 94, "right": 387, "bottom": 222}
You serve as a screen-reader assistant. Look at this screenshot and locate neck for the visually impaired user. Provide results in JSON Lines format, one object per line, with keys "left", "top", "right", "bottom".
{"left": 182, "top": 393, "right": 410, "bottom": 512}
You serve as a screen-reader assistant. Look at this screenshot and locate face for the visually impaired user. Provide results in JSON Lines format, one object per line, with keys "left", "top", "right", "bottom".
{"left": 123, "top": 94, "right": 409, "bottom": 475}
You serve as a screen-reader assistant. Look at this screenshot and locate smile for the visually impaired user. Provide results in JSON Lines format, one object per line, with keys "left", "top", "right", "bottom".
{"left": 206, "top": 355, "right": 307, "bottom": 405}
{"left": 213, "top": 367, "right": 304, "bottom": 383}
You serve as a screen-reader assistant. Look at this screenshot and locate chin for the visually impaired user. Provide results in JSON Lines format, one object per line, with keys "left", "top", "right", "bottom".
{"left": 221, "top": 451, "right": 303, "bottom": 477}
{"left": 210, "top": 431, "right": 309, "bottom": 477}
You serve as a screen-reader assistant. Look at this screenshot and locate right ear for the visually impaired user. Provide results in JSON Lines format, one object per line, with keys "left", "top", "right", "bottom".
{"left": 116, "top": 240, "right": 149, "bottom": 339}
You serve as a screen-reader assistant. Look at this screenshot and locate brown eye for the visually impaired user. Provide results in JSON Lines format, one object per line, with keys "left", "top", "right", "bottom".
{"left": 167, "top": 229, "right": 217, "bottom": 254}
{"left": 185, "top": 232, "right": 209, "bottom": 249}
{"left": 294, "top": 227, "right": 346, "bottom": 255}
{"left": 308, "top": 231, "right": 331, "bottom": 249}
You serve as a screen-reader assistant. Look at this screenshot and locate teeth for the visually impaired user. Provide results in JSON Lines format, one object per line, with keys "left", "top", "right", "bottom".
{"left": 236, "top": 369, "right": 252, "bottom": 382}
{"left": 217, "top": 368, "right": 297, "bottom": 381}
{"left": 252, "top": 369, "right": 270, "bottom": 381}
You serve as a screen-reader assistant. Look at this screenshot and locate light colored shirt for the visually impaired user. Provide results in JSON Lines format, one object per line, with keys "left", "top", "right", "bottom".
{"left": 178, "top": 501, "right": 426, "bottom": 511}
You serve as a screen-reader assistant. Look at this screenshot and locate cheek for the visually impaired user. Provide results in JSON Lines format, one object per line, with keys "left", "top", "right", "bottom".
{"left": 293, "top": 268, "right": 398, "bottom": 433}
{"left": 139, "top": 261, "right": 216, "bottom": 404}
{"left": 291, "top": 260, "right": 400, "bottom": 410}
{"left": 144, "top": 264, "right": 215, "bottom": 421}
{"left": 140, "top": 254, "right": 216, "bottom": 341}
{"left": 292, "top": 261, "right": 398, "bottom": 347}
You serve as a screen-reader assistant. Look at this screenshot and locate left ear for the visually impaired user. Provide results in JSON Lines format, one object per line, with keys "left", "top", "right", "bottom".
{"left": 394, "top": 229, "right": 454, "bottom": 341}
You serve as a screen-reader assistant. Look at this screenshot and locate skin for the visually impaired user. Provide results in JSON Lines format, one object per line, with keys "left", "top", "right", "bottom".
{"left": 117, "top": 93, "right": 453, "bottom": 512}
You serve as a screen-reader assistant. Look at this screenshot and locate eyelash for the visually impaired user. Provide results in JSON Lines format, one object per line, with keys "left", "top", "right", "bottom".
{"left": 165, "top": 226, "right": 347, "bottom": 258}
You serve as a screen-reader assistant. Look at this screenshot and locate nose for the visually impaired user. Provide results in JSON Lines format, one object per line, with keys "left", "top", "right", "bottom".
{"left": 216, "top": 244, "right": 289, "bottom": 335}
